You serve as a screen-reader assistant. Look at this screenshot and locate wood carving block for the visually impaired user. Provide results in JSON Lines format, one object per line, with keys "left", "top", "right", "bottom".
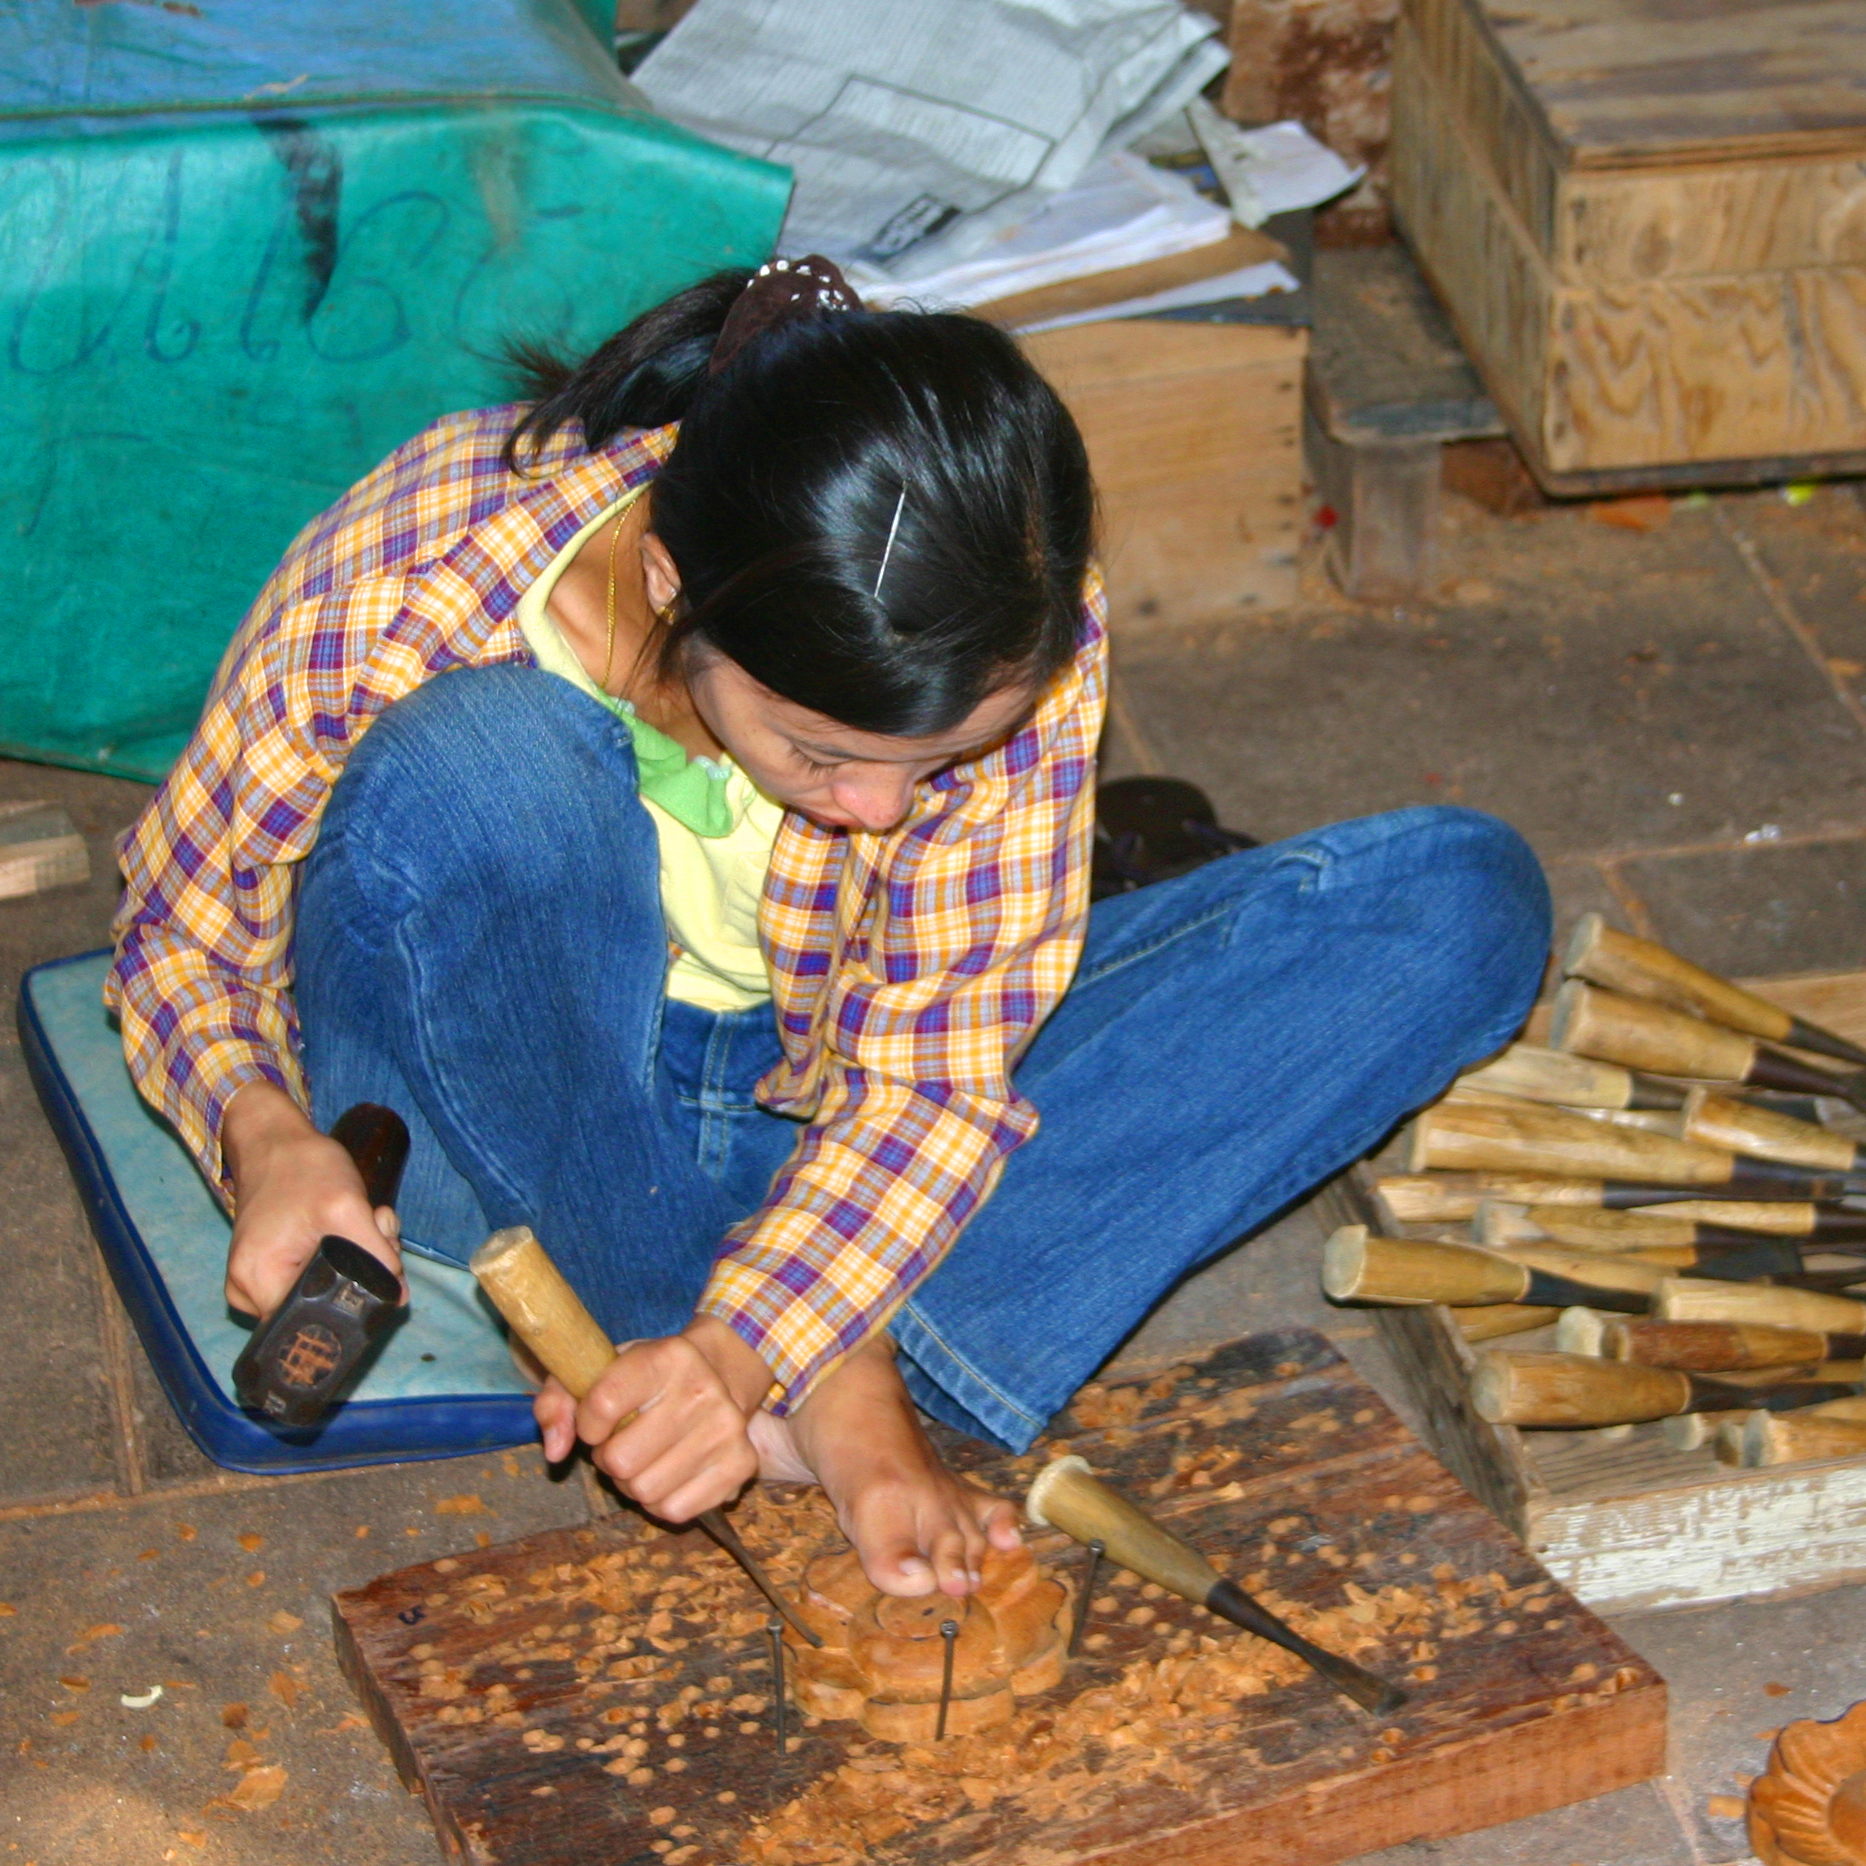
{"left": 788, "top": 1540, "right": 1071, "bottom": 1740}
{"left": 331, "top": 1328, "right": 1668, "bottom": 1866}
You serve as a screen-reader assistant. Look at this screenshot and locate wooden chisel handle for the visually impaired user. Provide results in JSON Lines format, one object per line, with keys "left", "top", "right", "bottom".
{"left": 1472, "top": 1350, "right": 1860, "bottom": 1428}
{"left": 1602, "top": 1319, "right": 1866, "bottom": 1372}
{"left": 1554, "top": 983, "right": 1857, "bottom": 1106}
{"left": 470, "top": 1226, "right": 823, "bottom": 1648}
{"left": 1564, "top": 914, "right": 1866, "bottom": 1069}
{"left": 1681, "top": 1088, "right": 1862, "bottom": 1174}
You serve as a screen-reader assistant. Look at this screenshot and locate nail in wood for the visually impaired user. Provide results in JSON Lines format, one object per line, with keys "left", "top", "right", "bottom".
{"left": 1069, "top": 1539, "right": 1105, "bottom": 1655}
{"left": 766, "top": 1617, "right": 787, "bottom": 1756}
{"left": 935, "top": 1619, "right": 959, "bottom": 1740}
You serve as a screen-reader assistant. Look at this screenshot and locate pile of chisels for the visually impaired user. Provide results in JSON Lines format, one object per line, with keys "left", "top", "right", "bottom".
{"left": 1324, "top": 914, "right": 1866, "bottom": 1472}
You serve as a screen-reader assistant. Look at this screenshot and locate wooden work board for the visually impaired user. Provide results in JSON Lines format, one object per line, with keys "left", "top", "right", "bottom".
{"left": 332, "top": 1328, "right": 1666, "bottom": 1866}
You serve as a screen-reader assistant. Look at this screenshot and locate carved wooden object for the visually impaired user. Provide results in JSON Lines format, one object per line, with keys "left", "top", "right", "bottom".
{"left": 785, "top": 1540, "right": 1070, "bottom": 1741}
{"left": 1752, "top": 1699, "right": 1866, "bottom": 1866}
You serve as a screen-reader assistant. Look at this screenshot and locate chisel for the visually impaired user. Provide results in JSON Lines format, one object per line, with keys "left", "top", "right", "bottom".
{"left": 1654, "top": 1278, "right": 1866, "bottom": 1333}
{"left": 1599, "top": 1317, "right": 1866, "bottom": 1373}
{"left": 1025, "top": 1455, "right": 1406, "bottom": 1715}
{"left": 1716, "top": 1396, "right": 1866, "bottom": 1467}
{"left": 1453, "top": 1042, "right": 1685, "bottom": 1110}
{"left": 1564, "top": 914, "right": 1866, "bottom": 1070}
{"left": 1678, "top": 1089, "right": 1866, "bottom": 1175}
{"left": 1371, "top": 1172, "right": 1826, "bottom": 1225}
{"left": 470, "top": 1226, "right": 822, "bottom": 1649}
{"left": 1553, "top": 983, "right": 1866, "bottom": 1114}
{"left": 1471, "top": 1350, "right": 1861, "bottom": 1429}
{"left": 1410, "top": 1099, "right": 1858, "bottom": 1197}
{"left": 1324, "top": 1229, "right": 1861, "bottom": 1318}
{"left": 1477, "top": 1202, "right": 1866, "bottom": 1254}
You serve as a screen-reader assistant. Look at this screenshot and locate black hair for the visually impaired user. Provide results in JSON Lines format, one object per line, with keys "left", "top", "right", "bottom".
{"left": 504, "top": 270, "right": 1095, "bottom": 737}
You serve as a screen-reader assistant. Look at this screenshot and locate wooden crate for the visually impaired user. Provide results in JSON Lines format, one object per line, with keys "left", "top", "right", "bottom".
{"left": 1390, "top": 0, "right": 1866, "bottom": 493}
{"left": 1344, "top": 970, "right": 1866, "bottom": 1615}
{"left": 1022, "top": 319, "right": 1306, "bottom": 624}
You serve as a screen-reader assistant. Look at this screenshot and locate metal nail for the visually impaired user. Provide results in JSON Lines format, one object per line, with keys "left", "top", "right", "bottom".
{"left": 935, "top": 1619, "right": 959, "bottom": 1741}
{"left": 1069, "top": 1540, "right": 1105, "bottom": 1655}
{"left": 767, "top": 1617, "right": 787, "bottom": 1756}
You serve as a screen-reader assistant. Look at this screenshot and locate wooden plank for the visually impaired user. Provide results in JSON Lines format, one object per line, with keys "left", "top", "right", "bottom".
{"left": 333, "top": 1330, "right": 1667, "bottom": 1866}
{"left": 1406, "top": 0, "right": 1565, "bottom": 256}
{"left": 1024, "top": 323, "right": 1305, "bottom": 624}
{"left": 1391, "top": 22, "right": 1553, "bottom": 459}
{"left": 1474, "top": 0, "right": 1866, "bottom": 170}
{"left": 975, "top": 229, "right": 1288, "bottom": 333}
{"left": 1307, "top": 244, "right": 1504, "bottom": 445}
{"left": 1560, "top": 156, "right": 1866, "bottom": 285}
{"left": 0, "top": 801, "right": 88, "bottom": 901}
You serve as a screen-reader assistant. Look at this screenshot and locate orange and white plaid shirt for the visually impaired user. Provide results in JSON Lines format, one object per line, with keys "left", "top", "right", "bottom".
{"left": 109, "top": 407, "right": 1107, "bottom": 1406}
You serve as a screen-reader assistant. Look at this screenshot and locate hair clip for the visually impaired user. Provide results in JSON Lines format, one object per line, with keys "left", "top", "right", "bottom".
{"left": 873, "top": 485, "right": 907, "bottom": 599}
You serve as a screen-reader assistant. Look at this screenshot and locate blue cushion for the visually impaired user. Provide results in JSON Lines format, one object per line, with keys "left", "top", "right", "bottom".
{"left": 19, "top": 951, "right": 536, "bottom": 1472}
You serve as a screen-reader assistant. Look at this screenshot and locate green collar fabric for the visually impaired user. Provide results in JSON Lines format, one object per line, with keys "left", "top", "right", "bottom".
{"left": 599, "top": 694, "right": 737, "bottom": 838}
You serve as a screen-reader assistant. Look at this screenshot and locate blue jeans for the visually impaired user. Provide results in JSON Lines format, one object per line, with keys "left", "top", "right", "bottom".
{"left": 296, "top": 667, "right": 1550, "bottom": 1449}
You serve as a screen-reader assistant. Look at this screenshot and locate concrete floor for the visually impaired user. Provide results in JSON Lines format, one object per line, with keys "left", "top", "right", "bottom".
{"left": 5, "top": 481, "right": 1866, "bottom": 1863}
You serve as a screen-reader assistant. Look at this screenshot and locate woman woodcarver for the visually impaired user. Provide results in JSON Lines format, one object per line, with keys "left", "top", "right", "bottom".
{"left": 109, "top": 257, "right": 1550, "bottom": 1600}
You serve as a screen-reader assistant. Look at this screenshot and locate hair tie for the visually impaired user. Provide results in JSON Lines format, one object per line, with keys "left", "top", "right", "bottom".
{"left": 709, "top": 255, "right": 861, "bottom": 376}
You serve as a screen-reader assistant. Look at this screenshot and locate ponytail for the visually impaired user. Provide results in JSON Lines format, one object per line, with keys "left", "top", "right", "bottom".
{"left": 502, "top": 269, "right": 751, "bottom": 470}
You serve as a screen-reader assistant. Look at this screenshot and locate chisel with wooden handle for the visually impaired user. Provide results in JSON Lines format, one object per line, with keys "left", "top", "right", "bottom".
{"left": 1564, "top": 913, "right": 1866, "bottom": 1070}
{"left": 1371, "top": 1171, "right": 1819, "bottom": 1224}
{"left": 1477, "top": 1202, "right": 1866, "bottom": 1255}
{"left": 1470, "top": 1350, "right": 1861, "bottom": 1429}
{"left": 1025, "top": 1455, "right": 1406, "bottom": 1715}
{"left": 1598, "top": 1317, "right": 1866, "bottom": 1373}
{"left": 1410, "top": 1099, "right": 1857, "bottom": 1197}
{"left": 1716, "top": 1396, "right": 1866, "bottom": 1467}
{"left": 1654, "top": 1278, "right": 1866, "bottom": 1333}
{"left": 1326, "top": 1230, "right": 1664, "bottom": 1315}
{"left": 1553, "top": 983, "right": 1866, "bottom": 1113}
{"left": 470, "top": 1226, "right": 822, "bottom": 1649}
{"left": 1454, "top": 1042, "right": 1685, "bottom": 1110}
{"left": 1679, "top": 1088, "right": 1866, "bottom": 1175}
{"left": 1444, "top": 1085, "right": 1680, "bottom": 1135}
{"left": 1325, "top": 1229, "right": 1859, "bottom": 1316}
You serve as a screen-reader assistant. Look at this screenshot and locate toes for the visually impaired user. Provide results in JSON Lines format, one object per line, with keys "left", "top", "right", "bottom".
{"left": 974, "top": 1495, "right": 1023, "bottom": 1550}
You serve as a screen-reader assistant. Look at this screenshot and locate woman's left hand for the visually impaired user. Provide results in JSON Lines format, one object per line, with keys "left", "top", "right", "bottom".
{"left": 532, "top": 1316, "right": 774, "bottom": 1523}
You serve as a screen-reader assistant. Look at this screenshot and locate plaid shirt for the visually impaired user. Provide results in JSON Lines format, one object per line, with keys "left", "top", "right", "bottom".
{"left": 110, "top": 406, "right": 1107, "bottom": 1406}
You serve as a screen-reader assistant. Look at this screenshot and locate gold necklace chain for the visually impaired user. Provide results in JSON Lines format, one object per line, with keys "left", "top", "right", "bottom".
{"left": 600, "top": 508, "right": 628, "bottom": 695}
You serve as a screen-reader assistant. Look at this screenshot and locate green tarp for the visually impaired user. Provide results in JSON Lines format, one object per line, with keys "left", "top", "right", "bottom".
{"left": 1, "top": 0, "right": 788, "bottom": 780}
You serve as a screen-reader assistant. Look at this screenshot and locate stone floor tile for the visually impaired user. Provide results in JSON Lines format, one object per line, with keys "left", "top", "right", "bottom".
{"left": 1717, "top": 487, "right": 1866, "bottom": 699}
{"left": 1612, "top": 1581, "right": 1866, "bottom": 1864}
{"left": 1115, "top": 505, "right": 1866, "bottom": 863}
{"left": 1618, "top": 834, "right": 1866, "bottom": 979}
{"left": 0, "top": 1447, "right": 589, "bottom": 1866}
{"left": 0, "top": 1040, "right": 124, "bottom": 1505}
{"left": 1350, "top": 1779, "right": 1698, "bottom": 1866}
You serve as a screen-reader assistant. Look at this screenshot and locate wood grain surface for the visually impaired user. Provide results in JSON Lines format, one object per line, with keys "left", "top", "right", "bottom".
{"left": 1023, "top": 321, "right": 1304, "bottom": 623}
{"left": 332, "top": 1329, "right": 1665, "bottom": 1866}
{"left": 1394, "top": 0, "right": 1866, "bottom": 484}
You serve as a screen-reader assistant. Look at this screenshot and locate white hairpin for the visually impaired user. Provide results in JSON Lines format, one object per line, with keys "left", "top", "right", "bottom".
{"left": 873, "top": 485, "right": 907, "bottom": 599}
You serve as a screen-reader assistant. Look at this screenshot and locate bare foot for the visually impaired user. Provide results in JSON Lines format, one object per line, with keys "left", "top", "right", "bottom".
{"left": 750, "top": 1338, "right": 1021, "bottom": 1599}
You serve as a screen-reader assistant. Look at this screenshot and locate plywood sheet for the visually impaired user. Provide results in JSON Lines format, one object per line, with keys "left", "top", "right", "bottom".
{"left": 333, "top": 1330, "right": 1666, "bottom": 1866}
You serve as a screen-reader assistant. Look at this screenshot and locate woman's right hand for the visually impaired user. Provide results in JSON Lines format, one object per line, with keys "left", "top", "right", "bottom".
{"left": 221, "top": 1080, "right": 404, "bottom": 1320}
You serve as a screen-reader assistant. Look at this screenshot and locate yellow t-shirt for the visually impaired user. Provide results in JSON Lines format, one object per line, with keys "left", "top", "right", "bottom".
{"left": 516, "top": 494, "right": 782, "bottom": 1013}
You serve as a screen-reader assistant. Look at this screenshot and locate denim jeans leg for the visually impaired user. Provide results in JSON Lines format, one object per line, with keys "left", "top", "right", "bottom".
{"left": 295, "top": 665, "right": 742, "bottom": 1342}
{"left": 890, "top": 805, "right": 1552, "bottom": 1449}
